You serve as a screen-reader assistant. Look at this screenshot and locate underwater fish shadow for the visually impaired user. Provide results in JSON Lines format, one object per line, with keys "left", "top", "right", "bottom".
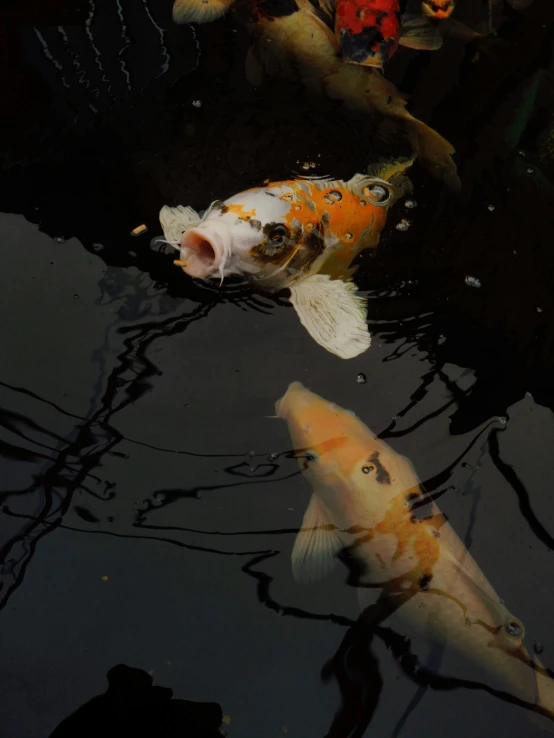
{"left": 48, "top": 663, "right": 224, "bottom": 738}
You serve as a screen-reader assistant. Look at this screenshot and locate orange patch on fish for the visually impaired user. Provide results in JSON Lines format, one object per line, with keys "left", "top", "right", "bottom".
{"left": 373, "top": 492, "right": 444, "bottom": 584}
{"left": 224, "top": 203, "right": 257, "bottom": 219}
{"left": 269, "top": 180, "right": 388, "bottom": 254}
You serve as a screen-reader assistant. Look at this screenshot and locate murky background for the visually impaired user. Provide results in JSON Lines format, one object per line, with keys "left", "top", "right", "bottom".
{"left": 1, "top": 0, "right": 554, "bottom": 736}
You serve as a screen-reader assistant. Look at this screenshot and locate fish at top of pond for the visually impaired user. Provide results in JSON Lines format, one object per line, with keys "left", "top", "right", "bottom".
{"left": 159, "top": 156, "right": 414, "bottom": 359}
{"left": 276, "top": 380, "right": 554, "bottom": 726}
{"left": 333, "top": 0, "right": 446, "bottom": 68}
{"left": 420, "top": 0, "right": 455, "bottom": 20}
{"left": 172, "top": 0, "right": 460, "bottom": 189}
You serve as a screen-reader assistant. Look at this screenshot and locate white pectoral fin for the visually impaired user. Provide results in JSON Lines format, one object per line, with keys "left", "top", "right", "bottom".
{"left": 292, "top": 493, "right": 343, "bottom": 584}
{"left": 158, "top": 204, "right": 201, "bottom": 244}
{"left": 289, "top": 275, "right": 371, "bottom": 359}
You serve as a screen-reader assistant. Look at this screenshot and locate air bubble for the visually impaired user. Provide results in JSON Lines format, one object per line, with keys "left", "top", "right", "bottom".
{"left": 344, "top": 232, "right": 353, "bottom": 240}
{"left": 357, "top": 373, "right": 366, "bottom": 384}
{"left": 498, "top": 416, "right": 507, "bottom": 425}
{"left": 396, "top": 219, "right": 411, "bottom": 232}
{"left": 526, "top": 167, "right": 535, "bottom": 175}
{"left": 534, "top": 641, "right": 544, "bottom": 655}
{"left": 192, "top": 100, "right": 202, "bottom": 108}
{"left": 405, "top": 200, "right": 417, "bottom": 209}
{"left": 465, "top": 275, "right": 481, "bottom": 288}
{"left": 488, "top": 204, "right": 495, "bottom": 212}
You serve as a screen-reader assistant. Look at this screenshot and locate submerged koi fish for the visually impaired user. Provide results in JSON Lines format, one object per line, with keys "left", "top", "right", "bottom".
{"left": 334, "top": 0, "right": 446, "bottom": 68}
{"left": 276, "top": 381, "right": 554, "bottom": 724}
{"left": 172, "top": 0, "right": 460, "bottom": 189}
{"left": 159, "top": 157, "right": 413, "bottom": 359}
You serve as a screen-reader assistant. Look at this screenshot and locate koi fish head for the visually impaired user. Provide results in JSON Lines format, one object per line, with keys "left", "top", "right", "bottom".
{"left": 275, "top": 381, "right": 417, "bottom": 526}
{"left": 421, "top": 0, "right": 455, "bottom": 20}
{"left": 335, "top": 0, "right": 402, "bottom": 68}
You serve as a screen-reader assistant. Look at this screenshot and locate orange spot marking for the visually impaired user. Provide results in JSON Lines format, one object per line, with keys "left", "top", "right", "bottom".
{"left": 374, "top": 494, "right": 443, "bottom": 583}
{"left": 226, "top": 203, "right": 257, "bottom": 220}
{"left": 270, "top": 180, "right": 387, "bottom": 266}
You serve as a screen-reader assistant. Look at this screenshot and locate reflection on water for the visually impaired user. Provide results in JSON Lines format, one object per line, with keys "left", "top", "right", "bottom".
{"left": 1, "top": 0, "right": 554, "bottom": 736}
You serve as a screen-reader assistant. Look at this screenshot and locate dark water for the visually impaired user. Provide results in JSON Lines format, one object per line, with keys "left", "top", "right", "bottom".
{"left": 1, "top": 0, "right": 554, "bottom": 736}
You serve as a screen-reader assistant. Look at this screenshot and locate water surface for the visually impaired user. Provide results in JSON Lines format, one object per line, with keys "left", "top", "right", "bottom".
{"left": 1, "top": 1, "right": 554, "bottom": 736}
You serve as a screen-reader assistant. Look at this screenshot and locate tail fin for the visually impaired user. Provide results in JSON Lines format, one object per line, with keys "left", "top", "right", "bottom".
{"left": 172, "top": 0, "right": 234, "bottom": 24}
{"left": 405, "top": 116, "right": 461, "bottom": 191}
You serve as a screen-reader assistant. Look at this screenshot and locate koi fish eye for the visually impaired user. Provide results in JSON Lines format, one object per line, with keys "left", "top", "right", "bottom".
{"left": 364, "top": 183, "right": 392, "bottom": 205}
{"left": 504, "top": 620, "right": 524, "bottom": 639}
{"left": 268, "top": 224, "right": 290, "bottom": 243}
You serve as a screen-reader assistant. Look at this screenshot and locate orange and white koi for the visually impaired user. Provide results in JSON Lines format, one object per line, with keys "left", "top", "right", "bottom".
{"left": 276, "top": 381, "right": 554, "bottom": 725}
{"left": 159, "top": 157, "right": 414, "bottom": 359}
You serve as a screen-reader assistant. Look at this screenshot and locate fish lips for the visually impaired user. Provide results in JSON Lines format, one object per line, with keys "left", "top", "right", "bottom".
{"left": 178, "top": 223, "right": 229, "bottom": 279}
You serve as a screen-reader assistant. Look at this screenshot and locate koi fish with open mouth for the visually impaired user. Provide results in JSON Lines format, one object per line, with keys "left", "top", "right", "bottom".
{"left": 159, "top": 156, "right": 413, "bottom": 359}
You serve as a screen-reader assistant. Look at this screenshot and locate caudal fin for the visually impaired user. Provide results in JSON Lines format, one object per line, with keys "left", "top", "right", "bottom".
{"left": 405, "top": 116, "right": 461, "bottom": 191}
{"left": 172, "top": 0, "right": 234, "bottom": 24}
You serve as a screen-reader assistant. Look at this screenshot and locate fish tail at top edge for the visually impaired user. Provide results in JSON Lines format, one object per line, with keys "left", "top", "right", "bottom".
{"left": 172, "top": 0, "right": 234, "bottom": 24}
{"left": 405, "top": 115, "right": 461, "bottom": 191}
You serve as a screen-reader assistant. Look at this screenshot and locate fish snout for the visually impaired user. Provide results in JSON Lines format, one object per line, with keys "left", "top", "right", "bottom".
{"left": 178, "top": 223, "right": 230, "bottom": 279}
{"left": 275, "top": 382, "right": 307, "bottom": 419}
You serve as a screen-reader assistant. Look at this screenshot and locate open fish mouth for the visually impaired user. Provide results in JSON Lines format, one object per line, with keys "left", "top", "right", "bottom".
{"left": 177, "top": 226, "right": 227, "bottom": 279}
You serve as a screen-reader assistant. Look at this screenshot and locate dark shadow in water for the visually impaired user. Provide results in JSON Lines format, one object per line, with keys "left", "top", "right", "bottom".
{"left": 48, "top": 664, "right": 223, "bottom": 738}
